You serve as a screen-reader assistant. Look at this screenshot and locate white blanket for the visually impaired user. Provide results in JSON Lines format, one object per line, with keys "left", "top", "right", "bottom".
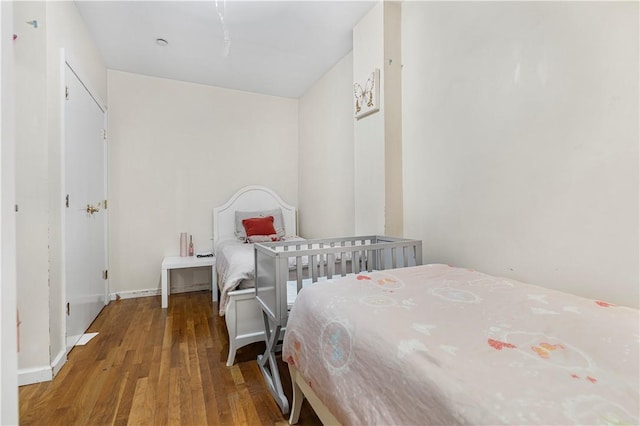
{"left": 216, "top": 239, "right": 253, "bottom": 315}
{"left": 216, "top": 237, "right": 305, "bottom": 315}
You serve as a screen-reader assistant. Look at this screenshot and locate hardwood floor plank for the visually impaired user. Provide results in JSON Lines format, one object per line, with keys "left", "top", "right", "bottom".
{"left": 228, "top": 392, "right": 248, "bottom": 425}
{"left": 67, "top": 358, "right": 112, "bottom": 424}
{"left": 167, "top": 368, "right": 181, "bottom": 425}
{"left": 197, "top": 342, "right": 221, "bottom": 425}
{"left": 208, "top": 346, "right": 234, "bottom": 425}
{"left": 127, "top": 376, "right": 150, "bottom": 425}
{"left": 50, "top": 407, "right": 70, "bottom": 426}
{"left": 86, "top": 369, "right": 129, "bottom": 426}
{"left": 19, "top": 291, "right": 322, "bottom": 426}
{"left": 113, "top": 367, "right": 139, "bottom": 425}
{"left": 239, "top": 387, "right": 263, "bottom": 425}
{"left": 146, "top": 345, "right": 166, "bottom": 426}
{"left": 185, "top": 313, "right": 209, "bottom": 425}
{"left": 229, "top": 364, "right": 245, "bottom": 385}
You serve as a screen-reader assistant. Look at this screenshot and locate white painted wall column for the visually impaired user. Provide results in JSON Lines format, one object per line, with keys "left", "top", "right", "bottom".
{"left": 383, "top": 2, "right": 403, "bottom": 236}
{"left": 353, "top": 2, "right": 403, "bottom": 237}
{"left": 0, "top": 0, "right": 19, "bottom": 422}
{"left": 14, "top": 0, "right": 52, "bottom": 386}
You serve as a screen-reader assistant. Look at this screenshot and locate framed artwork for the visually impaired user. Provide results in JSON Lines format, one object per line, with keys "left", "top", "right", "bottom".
{"left": 354, "top": 68, "right": 380, "bottom": 119}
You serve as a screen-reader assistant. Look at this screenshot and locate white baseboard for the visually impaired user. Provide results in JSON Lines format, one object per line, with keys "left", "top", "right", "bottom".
{"left": 110, "top": 283, "right": 210, "bottom": 301}
{"left": 110, "top": 288, "right": 160, "bottom": 301}
{"left": 171, "top": 282, "right": 210, "bottom": 294}
{"left": 51, "top": 349, "right": 67, "bottom": 377}
{"left": 18, "top": 349, "right": 67, "bottom": 386}
{"left": 18, "top": 366, "right": 52, "bottom": 386}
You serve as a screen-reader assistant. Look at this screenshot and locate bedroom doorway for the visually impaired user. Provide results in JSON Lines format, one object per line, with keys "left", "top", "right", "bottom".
{"left": 64, "top": 62, "right": 107, "bottom": 352}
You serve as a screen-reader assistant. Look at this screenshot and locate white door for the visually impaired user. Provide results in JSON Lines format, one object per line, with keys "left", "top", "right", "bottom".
{"left": 64, "top": 64, "right": 107, "bottom": 352}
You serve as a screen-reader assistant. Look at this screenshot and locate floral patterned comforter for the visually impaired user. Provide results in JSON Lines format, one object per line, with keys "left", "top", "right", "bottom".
{"left": 283, "top": 264, "right": 639, "bottom": 425}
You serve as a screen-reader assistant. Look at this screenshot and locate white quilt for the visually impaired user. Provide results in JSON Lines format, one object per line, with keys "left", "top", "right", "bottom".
{"left": 216, "top": 239, "right": 253, "bottom": 315}
{"left": 216, "top": 237, "right": 305, "bottom": 315}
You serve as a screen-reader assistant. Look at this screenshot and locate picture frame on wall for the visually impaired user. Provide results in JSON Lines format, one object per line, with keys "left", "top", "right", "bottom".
{"left": 354, "top": 68, "right": 380, "bottom": 119}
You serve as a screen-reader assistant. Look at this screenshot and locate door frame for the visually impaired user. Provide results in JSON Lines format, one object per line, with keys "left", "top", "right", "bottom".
{"left": 59, "top": 49, "right": 109, "bottom": 359}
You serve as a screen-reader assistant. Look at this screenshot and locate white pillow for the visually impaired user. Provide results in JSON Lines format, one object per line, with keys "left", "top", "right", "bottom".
{"left": 246, "top": 234, "right": 280, "bottom": 243}
{"left": 235, "top": 209, "right": 285, "bottom": 240}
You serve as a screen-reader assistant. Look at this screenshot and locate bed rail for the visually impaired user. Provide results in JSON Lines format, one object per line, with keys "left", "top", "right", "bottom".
{"left": 254, "top": 235, "right": 422, "bottom": 414}
{"left": 255, "top": 236, "right": 422, "bottom": 325}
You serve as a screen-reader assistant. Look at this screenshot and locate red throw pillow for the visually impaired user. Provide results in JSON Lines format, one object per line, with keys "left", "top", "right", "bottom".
{"left": 242, "top": 216, "right": 277, "bottom": 237}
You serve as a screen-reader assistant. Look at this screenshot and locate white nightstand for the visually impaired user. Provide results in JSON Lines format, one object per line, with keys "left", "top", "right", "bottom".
{"left": 161, "top": 255, "right": 216, "bottom": 308}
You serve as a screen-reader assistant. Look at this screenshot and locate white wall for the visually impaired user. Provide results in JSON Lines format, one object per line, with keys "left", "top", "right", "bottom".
{"left": 1, "top": 0, "right": 19, "bottom": 421}
{"left": 298, "top": 52, "right": 354, "bottom": 238}
{"left": 108, "top": 70, "right": 298, "bottom": 296}
{"left": 353, "top": 3, "right": 385, "bottom": 236}
{"left": 402, "top": 2, "right": 639, "bottom": 307}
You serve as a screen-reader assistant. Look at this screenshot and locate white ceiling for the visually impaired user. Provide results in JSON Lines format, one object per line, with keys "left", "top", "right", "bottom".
{"left": 75, "top": 0, "right": 376, "bottom": 98}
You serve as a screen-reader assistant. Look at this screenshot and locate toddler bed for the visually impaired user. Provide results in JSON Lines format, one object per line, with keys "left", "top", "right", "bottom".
{"left": 283, "top": 264, "right": 640, "bottom": 425}
{"left": 213, "top": 185, "right": 299, "bottom": 366}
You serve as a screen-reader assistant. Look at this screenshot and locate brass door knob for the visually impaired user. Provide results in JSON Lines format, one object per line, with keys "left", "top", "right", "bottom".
{"left": 86, "top": 204, "right": 100, "bottom": 214}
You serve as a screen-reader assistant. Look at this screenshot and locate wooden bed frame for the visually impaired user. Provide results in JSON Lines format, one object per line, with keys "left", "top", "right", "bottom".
{"left": 212, "top": 185, "right": 297, "bottom": 367}
{"left": 289, "top": 364, "right": 341, "bottom": 425}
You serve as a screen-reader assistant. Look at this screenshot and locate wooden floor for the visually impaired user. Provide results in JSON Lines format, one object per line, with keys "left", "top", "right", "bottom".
{"left": 19, "top": 291, "right": 321, "bottom": 426}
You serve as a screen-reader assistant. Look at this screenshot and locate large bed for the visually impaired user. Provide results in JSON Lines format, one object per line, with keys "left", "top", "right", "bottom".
{"left": 283, "top": 264, "right": 640, "bottom": 425}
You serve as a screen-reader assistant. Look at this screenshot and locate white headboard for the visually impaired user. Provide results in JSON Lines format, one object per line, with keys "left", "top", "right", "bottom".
{"left": 213, "top": 185, "right": 297, "bottom": 249}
